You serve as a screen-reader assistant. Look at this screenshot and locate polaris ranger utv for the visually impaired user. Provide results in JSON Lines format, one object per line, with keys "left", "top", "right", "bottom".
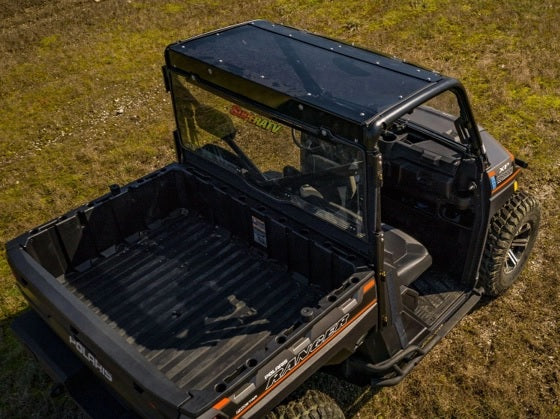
{"left": 8, "top": 21, "right": 540, "bottom": 418}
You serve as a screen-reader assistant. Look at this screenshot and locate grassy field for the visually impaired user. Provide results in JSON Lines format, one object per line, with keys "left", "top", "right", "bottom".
{"left": 1, "top": 0, "right": 558, "bottom": 417}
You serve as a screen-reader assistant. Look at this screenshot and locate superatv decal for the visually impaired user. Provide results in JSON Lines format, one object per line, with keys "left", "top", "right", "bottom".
{"left": 264, "top": 313, "right": 350, "bottom": 390}
{"left": 230, "top": 105, "right": 282, "bottom": 133}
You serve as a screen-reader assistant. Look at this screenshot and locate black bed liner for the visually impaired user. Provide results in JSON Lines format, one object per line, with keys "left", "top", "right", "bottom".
{"left": 60, "top": 208, "right": 325, "bottom": 392}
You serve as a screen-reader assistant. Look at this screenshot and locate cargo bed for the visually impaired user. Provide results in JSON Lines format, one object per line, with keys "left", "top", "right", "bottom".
{"left": 8, "top": 163, "right": 373, "bottom": 417}
{"left": 60, "top": 208, "right": 325, "bottom": 391}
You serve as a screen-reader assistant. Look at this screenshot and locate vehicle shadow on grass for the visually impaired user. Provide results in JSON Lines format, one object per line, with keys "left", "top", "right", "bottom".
{"left": 286, "top": 370, "right": 381, "bottom": 418}
{"left": 0, "top": 312, "right": 86, "bottom": 418}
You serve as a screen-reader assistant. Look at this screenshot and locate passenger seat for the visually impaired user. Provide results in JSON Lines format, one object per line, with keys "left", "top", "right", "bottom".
{"left": 383, "top": 225, "right": 432, "bottom": 287}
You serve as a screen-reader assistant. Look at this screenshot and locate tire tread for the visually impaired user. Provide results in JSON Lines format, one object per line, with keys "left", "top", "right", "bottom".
{"left": 479, "top": 191, "right": 540, "bottom": 296}
{"left": 266, "top": 390, "right": 345, "bottom": 419}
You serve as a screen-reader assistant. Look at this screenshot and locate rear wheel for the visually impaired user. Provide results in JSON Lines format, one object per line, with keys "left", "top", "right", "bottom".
{"left": 266, "top": 389, "right": 345, "bottom": 419}
{"left": 479, "top": 191, "right": 540, "bottom": 297}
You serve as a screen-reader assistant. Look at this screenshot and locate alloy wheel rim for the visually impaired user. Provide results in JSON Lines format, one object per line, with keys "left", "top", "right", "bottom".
{"left": 504, "top": 222, "right": 532, "bottom": 274}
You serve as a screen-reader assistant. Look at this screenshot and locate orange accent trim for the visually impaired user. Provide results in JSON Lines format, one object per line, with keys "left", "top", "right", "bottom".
{"left": 362, "top": 279, "right": 376, "bottom": 294}
{"left": 491, "top": 168, "right": 521, "bottom": 194}
{"left": 488, "top": 170, "right": 496, "bottom": 178}
{"left": 213, "top": 397, "right": 230, "bottom": 411}
{"left": 506, "top": 149, "right": 515, "bottom": 161}
{"left": 233, "top": 299, "right": 378, "bottom": 418}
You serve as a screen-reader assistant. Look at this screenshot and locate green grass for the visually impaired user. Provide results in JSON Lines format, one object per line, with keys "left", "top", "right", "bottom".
{"left": 1, "top": 0, "right": 559, "bottom": 417}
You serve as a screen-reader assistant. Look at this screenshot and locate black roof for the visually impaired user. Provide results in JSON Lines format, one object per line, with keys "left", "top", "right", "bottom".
{"left": 166, "top": 20, "right": 452, "bottom": 143}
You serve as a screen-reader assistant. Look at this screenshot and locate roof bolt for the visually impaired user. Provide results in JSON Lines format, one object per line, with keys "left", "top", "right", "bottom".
{"left": 306, "top": 92, "right": 312, "bottom": 96}
{"left": 321, "top": 129, "right": 327, "bottom": 136}
{"left": 360, "top": 112, "right": 365, "bottom": 116}
{"left": 298, "top": 104, "right": 304, "bottom": 111}
{"left": 427, "top": 77, "right": 431, "bottom": 81}
{"left": 208, "top": 68, "right": 213, "bottom": 75}
{"left": 190, "top": 74, "right": 196, "bottom": 81}
{"left": 398, "top": 95, "right": 403, "bottom": 99}
{"left": 260, "top": 75, "right": 265, "bottom": 79}
{"left": 218, "top": 59, "right": 223, "bottom": 63}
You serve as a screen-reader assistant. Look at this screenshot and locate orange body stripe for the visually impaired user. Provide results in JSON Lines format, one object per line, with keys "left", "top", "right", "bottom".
{"left": 213, "top": 397, "right": 230, "bottom": 411}
{"left": 233, "top": 298, "right": 377, "bottom": 418}
{"left": 362, "top": 279, "right": 376, "bottom": 294}
{"left": 506, "top": 149, "right": 515, "bottom": 161}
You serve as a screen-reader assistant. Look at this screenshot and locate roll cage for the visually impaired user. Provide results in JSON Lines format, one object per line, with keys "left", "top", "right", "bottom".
{"left": 163, "top": 20, "right": 488, "bottom": 264}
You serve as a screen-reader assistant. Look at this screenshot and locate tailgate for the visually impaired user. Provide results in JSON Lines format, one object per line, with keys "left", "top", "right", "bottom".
{"left": 11, "top": 309, "right": 137, "bottom": 418}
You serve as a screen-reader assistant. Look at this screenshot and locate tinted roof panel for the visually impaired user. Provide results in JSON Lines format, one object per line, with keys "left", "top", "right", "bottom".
{"left": 170, "top": 21, "right": 441, "bottom": 123}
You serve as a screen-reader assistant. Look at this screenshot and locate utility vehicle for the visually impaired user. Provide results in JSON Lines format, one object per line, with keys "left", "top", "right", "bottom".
{"left": 8, "top": 21, "right": 540, "bottom": 418}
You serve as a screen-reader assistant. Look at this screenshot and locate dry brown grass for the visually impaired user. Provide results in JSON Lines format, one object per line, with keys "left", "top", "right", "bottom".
{"left": 1, "top": 0, "right": 558, "bottom": 417}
